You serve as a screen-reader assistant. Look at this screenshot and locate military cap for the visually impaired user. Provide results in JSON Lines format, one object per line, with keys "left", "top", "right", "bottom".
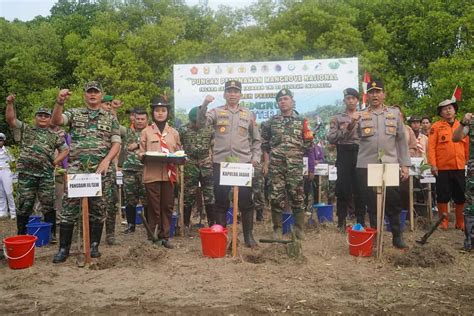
{"left": 343, "top": 88, "right": 359, "bottom": 99}
{"left": 367, "top": 80, "right": 384, "bottom": 92}
{"left": 407, "top": 116, "right": 422, "bottom": 123}
{"left": 224, "top": 80, "right": 242, "bottom": 91}
{"left": 188, "top": 107, "right": 199, "bottom": 122}
{"left": 437, "top": 99, "right": 457, "bottom": 115}
{"left": 101, "top": 95, "right": 113, "bottom": 102}
{"left": 35, "top": 107, "right": 52, "bottom": 116}
{"left": 150, "top": 95, "right": 170, "bottom": 108}
{"left": 275, "top": 88, "right": 293, "bottom": 101}
{"left": 84, "top": 81, "right": 103, "bottom": 92}
{"left": 0, "top": 133, "right": 6, "bottom": 140}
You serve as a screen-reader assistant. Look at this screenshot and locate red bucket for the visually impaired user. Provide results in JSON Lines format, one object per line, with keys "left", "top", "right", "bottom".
{"left": 199, "top": 228, "right": 228, "bottom": 258}
{"left": 347, "top": 227, "right": 377, "bottom": 257}
{"left": 3, "top": 235, "right": 38, "bottom": 269}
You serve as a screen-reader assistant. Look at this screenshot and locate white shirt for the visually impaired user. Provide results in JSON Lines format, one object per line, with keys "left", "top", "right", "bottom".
{"left": 0, "top": 146, "right": 13, "bottom": 169}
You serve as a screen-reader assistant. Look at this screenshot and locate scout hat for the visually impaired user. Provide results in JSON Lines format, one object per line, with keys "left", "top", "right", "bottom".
{"left": 224, "top": 80, "right": 242, "bottom": 91}
{"left": 150, "top": 95, "right": 170, "bottom": 108}
{"left": 275, "top": 88, "right": 293, "bottom": 101}
{"left": 84, "top": 81, "right": 103, "bottom": 92}
{"left": 35, "top": 107, "right": 51, "bottom": 116}
{"left": 367, "top": 80, "right": 384, "bottom": 92}
{"left": 101, "top": 95, "right": 113, "bottom": 102}
{"left": 188, "top": 107, "right": 199, "bottom": 122}
{"left": 437, "top": 99, "right": 457, "bottom": 115}
{"left": 343, "top": 88, "right": 359, "bottom": 99}
{"left": 0, "top": 133, "right": 6, "bottom": 140}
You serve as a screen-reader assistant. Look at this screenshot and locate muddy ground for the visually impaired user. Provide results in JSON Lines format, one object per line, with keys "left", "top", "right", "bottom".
{"left": 0, "top": 212, "right": 473, "bottom": 315}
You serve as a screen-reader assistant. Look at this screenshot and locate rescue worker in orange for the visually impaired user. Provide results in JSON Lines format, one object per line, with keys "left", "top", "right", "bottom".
{"left": 428, "top": 99, "right": 468, "bottom": 230}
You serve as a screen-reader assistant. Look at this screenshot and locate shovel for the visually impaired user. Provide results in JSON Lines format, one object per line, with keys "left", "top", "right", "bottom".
{"left": 140, "top": 211, "right": 160, "bottom": 244}
{"left": 259, "top": 230, "right": 302, "bottom": 258}
{"left": 416, "top": 213, "right": 448, "bottom": 245}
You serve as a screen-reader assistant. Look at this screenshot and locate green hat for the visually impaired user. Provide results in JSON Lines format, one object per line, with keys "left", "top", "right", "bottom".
{"left": 188, "top": 107, "right": 199, "bottom": 122}
{"left": 275, "top": 88, "right": 293, "bottom": 101}
{"left": 101, "top": 95, "right": 113, "bottom": 102}
{"left": 35, "top": 107, "right": 51, "bottom": 116}
{"left": 84, "top": 81, "right": 103, "bottom": 92}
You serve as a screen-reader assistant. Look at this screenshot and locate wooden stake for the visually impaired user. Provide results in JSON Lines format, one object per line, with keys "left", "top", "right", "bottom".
{"left": 232, "top": 186, "right": 239, "bottom": 257}
{"left": 81, "top": 197, "right": 91, "bottom": 264}
{"left": 317, "top": 175, "right": 322, "bottom": 204}
{"left": 427, "top": 183, "right": 433, "bottom": 224}
{"left": 376, "top": 164, "right": 387, "bottom": 259}
{"left": 409, "top": 176, "right": 414, "bottom": 231}
{"left": 179, "top": 165, "right": 185, "bottom": 237}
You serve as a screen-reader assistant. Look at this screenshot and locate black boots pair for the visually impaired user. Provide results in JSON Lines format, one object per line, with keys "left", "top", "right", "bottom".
{"left": 389, "top": 214, "right": 408, "bottom": 249}
{"left": 123, "top": 205, "right": 136, "bottom": 234}
{"left": 53, "top": 221, "right": 104, "bottom": 263}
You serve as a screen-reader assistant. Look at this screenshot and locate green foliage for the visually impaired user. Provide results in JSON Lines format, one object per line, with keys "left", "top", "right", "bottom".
{"left": 0, "top": 0, "right": 472, "bottom": 129}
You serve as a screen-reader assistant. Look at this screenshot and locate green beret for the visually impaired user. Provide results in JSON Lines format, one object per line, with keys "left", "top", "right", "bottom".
{"left": 188, "top": 107, "right": 199, "bottom": 122}
{"left": 102, "top": 95, "right": 113, "bottom": 102}
{"left": 275, "top": 88, "right": 293, "bottom": 101}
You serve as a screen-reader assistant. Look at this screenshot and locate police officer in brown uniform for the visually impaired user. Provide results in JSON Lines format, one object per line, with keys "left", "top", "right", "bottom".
{"left": 197, "top": 80, "right": 261, "bottom": 247}
{"left": 327, "top": 88, "right": 364, "bottom": 229}
{"left": 346, "top": 80, "right": 410, "bottom": 248}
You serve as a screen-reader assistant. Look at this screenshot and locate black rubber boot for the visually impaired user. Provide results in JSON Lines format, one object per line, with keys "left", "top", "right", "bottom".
{"left": 294, "top": 211, "right": 305, "bottom": 240}
{"left": 369, "top": 212, "right": 377, "bottom": 229}
{"left": 205, "top": 204, "right": 215, "bottom": 227}
{"left": 337, "top": 216, "right": 347, "bottom": 232}
{"left": 256, "top": 208, "right": 264, "bottom": 222}
{"left": 52, "top": 223, "right": 74, "bottom": 263}
{"left": 16, "top": 215, "right": 29, "bottom": 235}
{"left": 214, "top": 207, "right": 227, "bottom": 227}
{"left": 43, "top": 210, "right": 57, "bottom": 243}
{"left": 123, "top": 205, "right": 136, "bottom": 234}
{"left": 390, "top": 214, "right": 408, "bottom": 249}
{"left": 183, "top": 206, "right": 192, "bottom": 228}
{"left": 356, "top": 214, "right": 365, "bottom": 227}
{"left": 90, "top": 222, "right": 104, "bottom": 258}
{"left": 242, "top": 208, "right": 257, "bottom": 248}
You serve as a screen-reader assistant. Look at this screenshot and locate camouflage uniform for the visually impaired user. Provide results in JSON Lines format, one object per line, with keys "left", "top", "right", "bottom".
{"left": 252, "top": 160, "right": 265, "bottom": 221}
{"left": 122, "top": 127, "right": 146, "bottom": 231}
{"left": 178, "top": 123, "right": 214, "bottom": 227}
{"left": 462, "top": 122, "right": 474, "bottom": 250}
{"left": 13, "top": 120, "right": 68, "bottom": 234}
{"left": 61, "top": 108, "right": 121, "bottom": 224}
{"left": 261, "top": 113, "right": 313, "bottom": 238}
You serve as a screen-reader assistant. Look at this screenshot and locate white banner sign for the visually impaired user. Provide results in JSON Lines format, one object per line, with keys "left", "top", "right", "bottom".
{"left": 420, "top": 169, "right": 436, "bottom": 183}
{"left": 303, "top": 157, "right": 308, "bottom": 176}
{"left": 67, "top": 173, "right": 102, "bottom": 198}
{"left": 314, "top": 163, "right": 329, "bottom": 176}
{"left": 367, "top": 164, "right": 400, "bottom": 187}
{"left": 219, "top": 162, "right": 253, "bottom": 187}
{"left": 329, "top": 165, "right": 337, "bottom": 181}
{"left": 116, "top": 171, "right": 123, "bottom": 185}
{"left": 174, "top": 58, "right": 358, "bottom": 122}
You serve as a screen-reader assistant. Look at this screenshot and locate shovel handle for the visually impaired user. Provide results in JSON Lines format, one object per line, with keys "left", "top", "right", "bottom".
{"left": 140, "top": 211, "right": 158, "bottom": 243}
{"left": 259, "top": 239, "right": 292, "bottom": 244}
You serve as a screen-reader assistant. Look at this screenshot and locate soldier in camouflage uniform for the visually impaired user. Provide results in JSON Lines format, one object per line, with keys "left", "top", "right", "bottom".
{"left": 122, "top": 108, "right": 148, "bottom": 234}
{"left": 261, "top": 89, "right": 314, "bottom": 240}
{"left": 452, "top": 109, "right": 474, "bottom": 250}
{"left": 6, "top": 95, "right": 69, "bottom": 240}
{"left": 51, "top": 82, "right": 121, "bottom": 263}
{"left": 178, "top": 104, "right": 214, "bottom": 233}
{"left": 252, "top": 112, "right": 265, "bottom": 222}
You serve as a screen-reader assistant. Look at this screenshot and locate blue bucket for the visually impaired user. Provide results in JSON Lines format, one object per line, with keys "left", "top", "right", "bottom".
{"left": 135, "top": 205, "right": 143, "bottom": 225}
{"left": 385, "top": 210, "right": 408, "bottom": 232}
{"left": 28, "top": 215, "right": 42, "bottom": 224}
{"left": 282, "top": 213, "right": 295, "bottom": 235}
{"left": 226, "top": 207, "right": 233, "bottom": 225}
{"left": 26, "top": 222, "right": 52, "bottom": 247}
{"left": 315, "top": 204, "right": 334, "bottom": 223}
{"left": 169, "top": 212, "right": 178, "bottom": 238}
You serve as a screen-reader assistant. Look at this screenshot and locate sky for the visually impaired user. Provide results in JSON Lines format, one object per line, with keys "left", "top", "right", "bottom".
{"left": 0, "top": 0, "right": 257, "bottom": 21}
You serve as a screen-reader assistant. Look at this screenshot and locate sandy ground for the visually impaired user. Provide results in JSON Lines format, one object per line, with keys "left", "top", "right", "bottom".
{"left": 0, "top": 212, "right": 473, "bottom": 315}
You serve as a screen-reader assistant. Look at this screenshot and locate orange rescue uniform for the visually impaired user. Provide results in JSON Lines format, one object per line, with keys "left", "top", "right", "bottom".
{"left": 428, "top": 120, "right": 468, "bottom": 171}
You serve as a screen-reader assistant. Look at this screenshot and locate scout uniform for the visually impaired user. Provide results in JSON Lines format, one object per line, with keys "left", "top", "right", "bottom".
{"left": 327, "top": 88, "right": 363, "bottom": 228}
{"left": 428, "top": 99, "right": 468, "bottom": 230}
{"left": 261, "top": 88, "right": 314, "bottom": 239}
{"left": 353, "top": 80, "right": 410, "bottom": 248}
{"left": 13, "top": 108, "right": 68, "bottom": 237}
{"left": 197, "top": 80, "right": 262, "bottom": 247}
{"left": 178, "top": 107, "right": 215, "bottom": 230}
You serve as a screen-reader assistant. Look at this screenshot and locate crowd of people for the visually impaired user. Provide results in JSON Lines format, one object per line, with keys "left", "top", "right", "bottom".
{"left": 1, "top": 78, "right": 472, "bottom": 264}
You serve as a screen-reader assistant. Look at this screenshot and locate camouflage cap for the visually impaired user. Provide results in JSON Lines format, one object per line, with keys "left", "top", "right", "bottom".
{"left": 84, "top": 81, "right": 103, "bottom": 92}
{"left": 224, "top": 80, "right": 242, "bottom": 91}
{"left": 367, "top": 80, "right": 384, "bottom": 92}
{"left": 275, "top": 88, "right": 293, "bottom": 101}
{"left": 0, "top": 133, "right": 6, "bottom": 140}
{"left": 101, "top": 95, "right": 113, "bottom": 102}
{"left": 35, "top": 107, "right": 52, "bottom": 116}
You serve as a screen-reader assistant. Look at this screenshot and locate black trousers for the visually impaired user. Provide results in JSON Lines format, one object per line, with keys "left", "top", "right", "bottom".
{"left": 436, "top": 170, "right": 465, "bottom": 204}
{"left": 335, "top": 144, "right": 363, "bottom": 219}
{"left": 357, "top": 168, "right": 402, "bottom": 224}
{"left": 213, "top": 163, "right": 254, "bottom": 221}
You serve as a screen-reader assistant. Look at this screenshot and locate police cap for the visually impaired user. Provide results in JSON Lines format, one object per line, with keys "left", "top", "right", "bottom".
{"left": 224, "top": 80, "right": 242, "bottom": 91}
{"left": 367, "top": 80, "right": 384, "bottom": 92}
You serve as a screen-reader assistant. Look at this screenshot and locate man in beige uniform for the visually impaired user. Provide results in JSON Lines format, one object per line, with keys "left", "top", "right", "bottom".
{"left": 197, "top": 80, "right": 261, "bottom": 247}
{"left": 346, "top": 80, "right": 410, "bottom": 248}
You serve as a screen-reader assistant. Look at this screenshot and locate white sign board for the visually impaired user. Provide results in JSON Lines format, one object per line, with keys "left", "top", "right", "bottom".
{"left": 303, "top": 157, "right": 308, "bottom": 176}
{"left": 420, "top": 169, "right": 436, "bottom": 183}
{"left": 67, "top": 173, "right": 102, "bottom": 198}
{"left": 367, "top": 164, "right": 400, "bottom": 187}
{"left": 409, "top": 157, "right": 424, "bottom": 176}
{"left": 116, "top": 171, "right": 123, "bottom": 185}
{"left": 219, "top": 163, "right": 253, "bottom": 187}
{"left": 329, "top": 165, "right": 337, "bottom": 181}
{"left": 174, "top": 58, "right": 358, "bottom": 122}
{"left": 314, "top": 163, "right": 329, "bottom": 176}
